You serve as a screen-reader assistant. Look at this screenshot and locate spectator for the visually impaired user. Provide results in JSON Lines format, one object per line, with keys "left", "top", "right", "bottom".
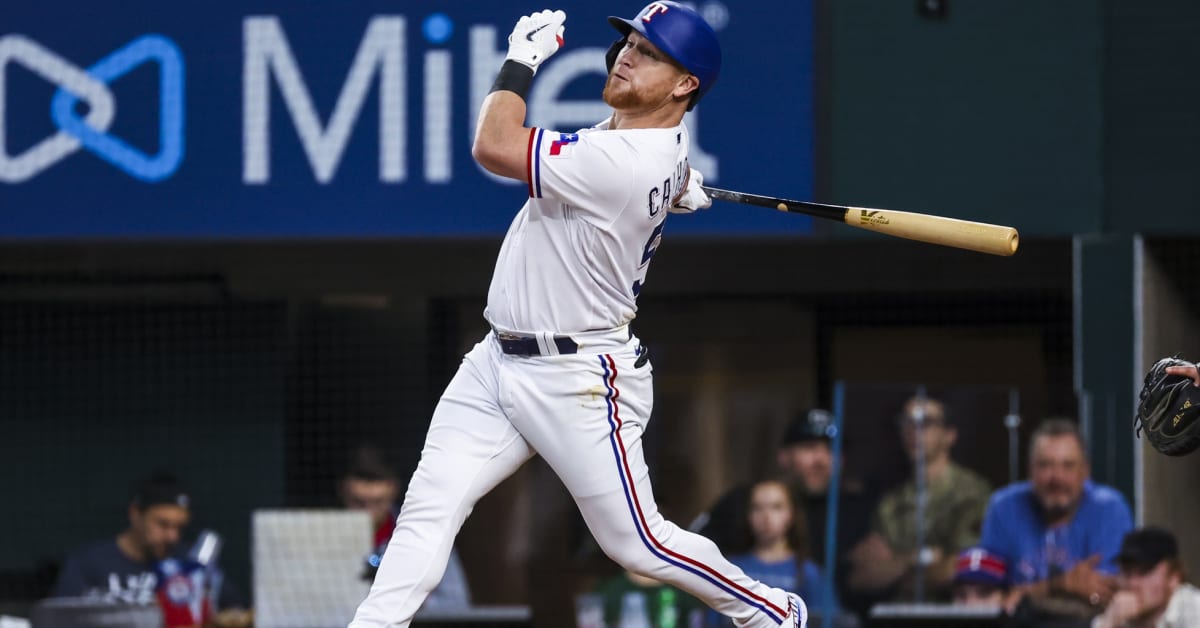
{"left": 339, "top": 445, "right": 471, "bottom": 612}
{"left": 846, "top": 395, "right": 992, "bottom": 602}
{"left": 692, "top": 408, "right": 876, "bottom": 619}
{"left": 707, "top": 479, "right": 834, "bottom": 627}
{"left": 1091, "top": 527, "right": 1200, "bottom": 628}
{"left": 52, "top": 470, "right": 248, "bottom": 627}
{"left": 693, "top": 409, "right": 875, "bottom": 564}
{"left": 980, "top": 418, "right": 1133, "bottom": 611}
{"left": 952, "top": 547, "right": 1007, "bottom": 607}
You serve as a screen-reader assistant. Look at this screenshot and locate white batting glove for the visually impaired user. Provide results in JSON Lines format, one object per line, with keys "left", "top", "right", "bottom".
{"left": 668, "top": 167, "right": 712, "bottom": 214}
{"left": 505, "top": 10, "right": 566, "bottom": 73}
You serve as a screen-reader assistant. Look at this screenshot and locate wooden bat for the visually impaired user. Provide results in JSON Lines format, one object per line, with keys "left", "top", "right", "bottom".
{"left": 702, "top": 186, "right": 1019, "bottom": 257}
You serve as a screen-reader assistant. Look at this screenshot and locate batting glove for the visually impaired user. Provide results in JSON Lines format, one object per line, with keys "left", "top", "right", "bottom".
{"left": 669, "top": 167, "right": 712, "bottom": 214}
{"left": 505, "top": 10, "right": 566, "bottom": 73}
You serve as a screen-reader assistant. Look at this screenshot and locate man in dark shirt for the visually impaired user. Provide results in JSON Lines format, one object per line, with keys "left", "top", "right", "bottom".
{"left": 54, "top": 471, "right": 192, "bottom": 602}
{"left": 52, "top": 470, "right": 248, "bottom": 626}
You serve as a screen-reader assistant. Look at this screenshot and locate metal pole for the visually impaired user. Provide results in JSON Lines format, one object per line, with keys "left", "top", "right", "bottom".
{"left": 822, "top": 382, "right": 846, "bottom": 628}
{"left": 912, "top": 386, "right": 928, "bottom": 603}
{"left": 1005, "top": 388, "right": 1022, "bottom": 485}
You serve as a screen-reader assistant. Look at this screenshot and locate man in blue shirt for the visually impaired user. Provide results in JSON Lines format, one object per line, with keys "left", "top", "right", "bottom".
{"left": 980, "top": 418, "right": 1133, "bottom": 610}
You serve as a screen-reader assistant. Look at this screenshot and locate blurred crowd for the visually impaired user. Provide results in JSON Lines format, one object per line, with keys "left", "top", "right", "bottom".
{"left": 29, "top": 447, "right": 475, "bottom": 628}
{"left": 19, "top": 395, "right": 1197, "bottom": 628}
{"left": 578, "top": 395, "right": 1198, "bottom": 628}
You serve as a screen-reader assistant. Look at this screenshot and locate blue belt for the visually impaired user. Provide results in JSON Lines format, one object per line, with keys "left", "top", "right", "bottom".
{"left": 494, "top": 332, "right": 578, "bottom": 356}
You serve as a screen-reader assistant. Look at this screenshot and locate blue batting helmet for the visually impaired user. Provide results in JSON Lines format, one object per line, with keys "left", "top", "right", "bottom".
{"left": 607, "top": 1, "right": 721, "bottom": 109}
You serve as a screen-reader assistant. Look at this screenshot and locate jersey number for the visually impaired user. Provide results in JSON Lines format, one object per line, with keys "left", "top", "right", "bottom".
{"left": 632, "top": 222, "right": 665, "bottom": 297}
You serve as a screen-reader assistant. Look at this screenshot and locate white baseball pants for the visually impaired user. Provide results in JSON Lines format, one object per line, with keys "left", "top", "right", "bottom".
{"left": 349, "top": 333, "right": 799, "bottom": 627}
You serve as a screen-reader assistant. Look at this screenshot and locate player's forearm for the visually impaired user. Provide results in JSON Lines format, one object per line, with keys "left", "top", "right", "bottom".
{"left": 471, "top": 89, "right": 530, "bottom": 180}
{"left": 473, "top": 10, "right": 564, "bottom": 182}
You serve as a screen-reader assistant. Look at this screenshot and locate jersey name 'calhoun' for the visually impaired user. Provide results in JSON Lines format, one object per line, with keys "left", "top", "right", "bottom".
{"left": 648, "top": 157, "right": 690, "bottom": 217}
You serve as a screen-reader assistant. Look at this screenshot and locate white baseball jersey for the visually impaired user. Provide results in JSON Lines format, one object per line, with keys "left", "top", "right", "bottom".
{"left": 351, "top": 120, "right": 806, "bottom": 628}
{"left": 484, "top": 118, "right": 690, "bottom": 335}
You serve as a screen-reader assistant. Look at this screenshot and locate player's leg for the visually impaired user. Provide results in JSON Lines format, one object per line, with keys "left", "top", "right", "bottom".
{"left": 503, "top": 344, "right": 805, "bottom": 627}
{"left": 349, "top": 337, "right": 534, "bottom": 628}
{"left": 574, "top": 476, "right": 804, "bottom": 627}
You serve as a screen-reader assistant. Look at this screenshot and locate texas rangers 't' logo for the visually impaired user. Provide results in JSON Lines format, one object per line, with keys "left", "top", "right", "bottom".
{"left": 641, "top": 2, "right": 670, "bottom": 22}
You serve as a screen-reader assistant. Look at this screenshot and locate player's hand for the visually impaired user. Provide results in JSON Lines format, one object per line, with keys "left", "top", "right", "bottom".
{"left": 1165, "top": 362, "right": 1200, "bottom": 387}
{"left": 505, "top": 10, "right": 566, "bottom": 73}
{"left": 668, "top": 167, "right": 712, "bottom": 214}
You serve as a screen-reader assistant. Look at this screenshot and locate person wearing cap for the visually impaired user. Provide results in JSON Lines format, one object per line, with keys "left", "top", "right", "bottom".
{"left": 952, "top": 547, "right": 1008, "bottom": 607}
{"left": 846, "top": 396, "right": 992, "bottom": 602}
{"left": 53, "top": 470, "right": 195, "bottom": 602}
{"left": 980, "top": 419, "right": 1133, "bottom": 610}
{"left": 776, "top": 407, "right": 876, "bottom": 570}
{"left": 1091, "top": 527, "right": 1200, "bottom": 628}
{"left": 692, "top": 409, "right": 876, "bottom": 619}
{"left": 51, "top": 470, "right": 249, "bottom": 626}
{"left": 694, "top": 409, "right": 874, "bottom": 556}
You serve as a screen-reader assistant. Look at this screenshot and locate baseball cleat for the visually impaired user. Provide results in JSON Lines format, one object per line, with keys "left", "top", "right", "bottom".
{"left": 784, "top": 592, "right": 807, "bottom": 628}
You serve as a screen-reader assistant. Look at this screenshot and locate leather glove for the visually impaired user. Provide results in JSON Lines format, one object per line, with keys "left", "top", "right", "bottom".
{"left": 1136, "top": 356, "right": 1200, "bottom": 456}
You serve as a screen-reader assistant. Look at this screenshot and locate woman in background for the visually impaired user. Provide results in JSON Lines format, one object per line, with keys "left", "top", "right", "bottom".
{"left": 709, "top": 479, "right": 835, "bottom": 626}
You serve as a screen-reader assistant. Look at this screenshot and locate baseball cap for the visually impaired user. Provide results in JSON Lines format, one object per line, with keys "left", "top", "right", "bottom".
{"left": 781, "top": 408, "right": 836, "bottom": 446}
{"left": 132, "top": 470, "right": 190, "bottom": 510}
{"left": 953, "top": 548, "right": 1007, "bottom": 588}
{"left": 1116, "top": 527, "right": 1179, "bottom": 570}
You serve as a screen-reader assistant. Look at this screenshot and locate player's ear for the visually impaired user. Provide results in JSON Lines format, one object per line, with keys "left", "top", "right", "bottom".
{"left": 673, "top": 74, "right": 700, "bottom": 102}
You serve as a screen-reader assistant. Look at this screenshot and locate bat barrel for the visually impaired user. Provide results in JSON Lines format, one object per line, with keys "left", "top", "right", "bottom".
{"left": 703, "top": 185, "right": 1020, "bottom": 257}
{"left": 845, "top": 208, "right": 1019, "bottom": 257}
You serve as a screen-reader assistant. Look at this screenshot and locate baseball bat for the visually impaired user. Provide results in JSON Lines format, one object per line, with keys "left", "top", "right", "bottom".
{"left": 702, "top": 186, "right": 1019, "bottom": 257}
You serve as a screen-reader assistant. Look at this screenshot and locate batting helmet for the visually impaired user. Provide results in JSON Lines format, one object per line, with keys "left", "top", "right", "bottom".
{"left": 607, "top": 1, "right": 721, "bottom": 109}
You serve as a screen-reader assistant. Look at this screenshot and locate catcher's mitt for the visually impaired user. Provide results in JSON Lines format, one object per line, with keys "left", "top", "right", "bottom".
{"left": 1135, "top": 357, "right": 1200, "bottom": 456}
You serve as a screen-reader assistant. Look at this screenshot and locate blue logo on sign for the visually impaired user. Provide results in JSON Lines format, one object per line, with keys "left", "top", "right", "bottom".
{"left": 50, "top": 35, "right": 185, "bottom": 182}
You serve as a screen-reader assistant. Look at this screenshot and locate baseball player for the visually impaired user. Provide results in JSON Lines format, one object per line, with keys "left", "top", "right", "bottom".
{"left": 349, "top": 3, "right": 807, "bottom": 627}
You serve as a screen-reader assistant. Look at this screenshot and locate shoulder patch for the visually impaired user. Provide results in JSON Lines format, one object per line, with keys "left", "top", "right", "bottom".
{"left": 549, "top": 133, "right": 580, "bottom": 156}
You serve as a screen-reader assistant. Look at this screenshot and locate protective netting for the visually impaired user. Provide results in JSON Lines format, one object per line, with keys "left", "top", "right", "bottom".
{"left": 0, "top": 244, "right": 1077, "bottom": 628}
